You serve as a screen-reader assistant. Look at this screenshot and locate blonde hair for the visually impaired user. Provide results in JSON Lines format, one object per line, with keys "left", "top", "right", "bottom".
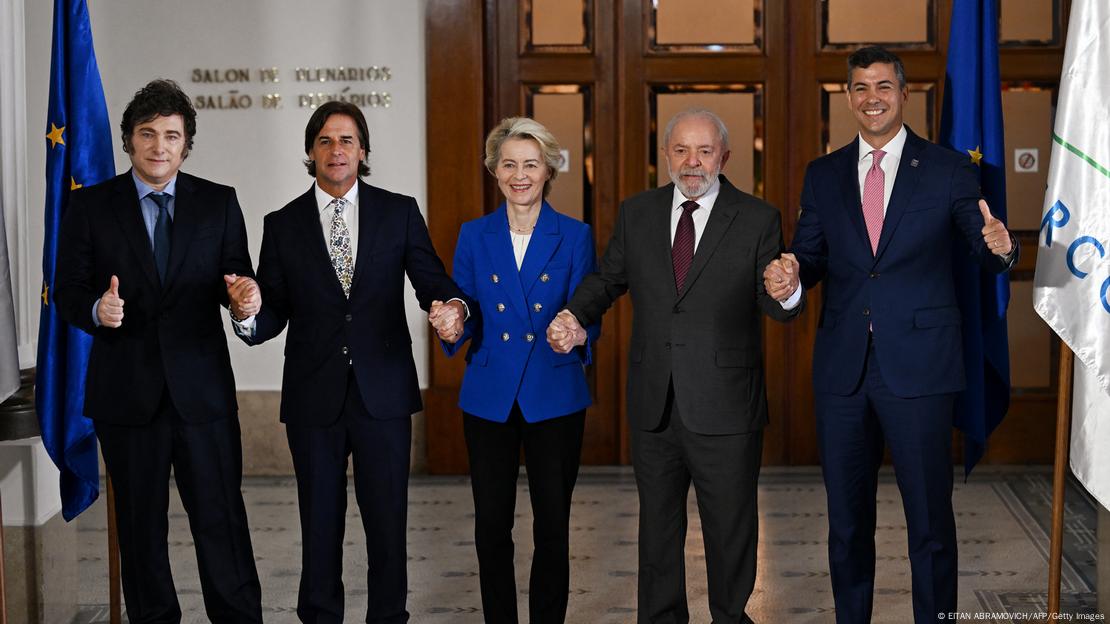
{"left": 483, "top": 117, "right": 564, "bottom": 197}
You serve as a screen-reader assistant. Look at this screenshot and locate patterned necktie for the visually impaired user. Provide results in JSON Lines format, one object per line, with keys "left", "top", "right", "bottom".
{"left": 861, "top": 149, "right": 886, "bottom": 255}
{"left": 328, "top": 198, "right": 354, "bottom": 297}
{"left": 150, "top": 192, "right": 172, "bottom": 283}
{"left": 672, "top": 200, "right": 699, "bottom": 292}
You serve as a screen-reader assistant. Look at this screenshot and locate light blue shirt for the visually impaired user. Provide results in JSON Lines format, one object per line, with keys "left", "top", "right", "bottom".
{"left": 132, "top": 171, "right": 177, "bottom": 249}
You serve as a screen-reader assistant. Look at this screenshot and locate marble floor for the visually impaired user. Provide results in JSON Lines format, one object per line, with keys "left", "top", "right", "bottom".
{"left": 73, "top": 467, "right": 1102, "bottom": 623}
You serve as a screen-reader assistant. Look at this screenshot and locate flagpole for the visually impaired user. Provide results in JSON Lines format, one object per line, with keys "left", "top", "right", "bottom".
{"left": 107, "top": 476, "right": 121, "bottom": 624}
{"left": 1048, "top": 344, "right": 1074, "bottom": 614}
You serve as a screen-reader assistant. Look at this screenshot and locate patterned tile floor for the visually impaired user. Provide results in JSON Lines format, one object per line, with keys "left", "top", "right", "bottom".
{"left": 74, "top": 466, "right": 1103, "bottom": 623}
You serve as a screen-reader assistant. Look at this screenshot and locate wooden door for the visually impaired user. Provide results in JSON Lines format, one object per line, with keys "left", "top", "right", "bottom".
{"left": 425, "top": 0, "right": 1071, "bottom": 473}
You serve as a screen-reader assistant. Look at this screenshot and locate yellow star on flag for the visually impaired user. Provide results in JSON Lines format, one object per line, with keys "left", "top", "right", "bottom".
{"left": 70, "top": 177, "right": 83, "bottom": 191}
{"left": 46, "top": 123, "right": 66, "bottom": 149}
{"left": 967, "top": 145, "right": 983, "bottom": 166}
{"left": 41, "top": 281, "right": 49, "bottom": 306}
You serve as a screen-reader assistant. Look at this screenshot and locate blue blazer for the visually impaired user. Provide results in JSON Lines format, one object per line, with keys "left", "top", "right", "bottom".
{"left": 790, "top": 128, "right": 1016, "bottom": 398}
{"left": 444, "top": 202, "right": 600, "bottom": 422}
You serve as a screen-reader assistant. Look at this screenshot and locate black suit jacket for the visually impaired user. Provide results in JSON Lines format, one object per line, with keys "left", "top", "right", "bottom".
{"left": 55, "top": 171, "right": 253, "bottom": 424}
{"left": 566, "top": 177, "right": 802, "bottom": 435}
{"left": 242, "top": 180, "right": 466, "bottom": 425}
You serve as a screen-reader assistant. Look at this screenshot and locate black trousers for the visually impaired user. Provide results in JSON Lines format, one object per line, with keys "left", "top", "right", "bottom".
{"left": 286, "top": 370, "right": 412, "bottom": 624}
{"left": 95, "top": 392, "right": 262, "bottom": 624}
{"left": 463, "top": 405, "right": 586, "bottom": 624}
{"left": 630, "top": 386, "right": 763, "bottom": 624}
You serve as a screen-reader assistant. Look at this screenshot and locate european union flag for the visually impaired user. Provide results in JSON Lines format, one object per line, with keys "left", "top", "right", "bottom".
{"left": 36, "top": 0, "right": 115, "bottom": 521}
{"left": 939, "top": 0, "right": 1011, "bottom": 476}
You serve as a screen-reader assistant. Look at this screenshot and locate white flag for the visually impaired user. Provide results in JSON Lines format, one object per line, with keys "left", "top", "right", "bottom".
{"left": 1032, "top": 0, "right": 1110, "bottom": 511}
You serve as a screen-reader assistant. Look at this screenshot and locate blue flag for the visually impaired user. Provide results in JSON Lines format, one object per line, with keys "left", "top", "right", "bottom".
{"left": 939, "top": 0, "right": 1011, "bottom": 476}
{"left": 35, "top": 0, "right": 115, "bottom": 521}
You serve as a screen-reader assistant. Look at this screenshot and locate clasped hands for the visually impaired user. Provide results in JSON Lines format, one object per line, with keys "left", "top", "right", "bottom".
{"left": 429, "top": 300, "right": 466, "bottom": 344}
{"left": 546, "top": 309, "right": 587, "bottom": 354}
{"left": 763, "top": 254, "right": 800, "bottom": 302}
{"left": 224, "top": 274, "right": 261, "bottom": 320}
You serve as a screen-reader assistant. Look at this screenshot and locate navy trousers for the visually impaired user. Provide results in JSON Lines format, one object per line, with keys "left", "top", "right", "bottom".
{"left": 286, "top": 370, "right": 412, "bottom": 624}
{"left": 817, "top": 341, "right": 958, "bottom": 624}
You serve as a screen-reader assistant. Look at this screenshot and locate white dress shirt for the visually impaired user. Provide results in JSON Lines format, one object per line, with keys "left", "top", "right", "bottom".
{"left": 510, "top": 231, "right": 531, "bottom": 269}
{"left": 669, "top": 178, "right": 721, "bottom": 251}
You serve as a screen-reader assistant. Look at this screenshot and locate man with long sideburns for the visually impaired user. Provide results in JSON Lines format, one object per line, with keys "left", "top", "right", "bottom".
{"left": 548, "top": 108, "right": 803, "bottom": 623}
{"left": 765, "top": 46, "right": 1017, "bottom": 623}
{"left": 232, "top": 101, "right": 468, "bottom": 623}
{"left": 55, "top": 79, "right": 263, "bottom": 623}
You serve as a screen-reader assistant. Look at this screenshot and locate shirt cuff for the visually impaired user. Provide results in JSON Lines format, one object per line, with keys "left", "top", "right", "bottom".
{"left": 231, "top": 313, "right": 256, "bottom": 337}
{"left": 447, "top": 297, "right": 470, "bottom": 321}
{"left": 92, "top": 299, "right": 101, "bottom": 327}
{"left": 780, "top": 285, "right": 802, "bottom": 310}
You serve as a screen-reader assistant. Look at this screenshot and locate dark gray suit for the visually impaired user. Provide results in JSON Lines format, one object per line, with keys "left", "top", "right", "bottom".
{"left": 566, "top": 176, "right": 801, "bottom": 623}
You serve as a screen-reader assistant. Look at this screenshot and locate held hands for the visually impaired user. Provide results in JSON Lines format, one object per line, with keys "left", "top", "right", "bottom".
{"left": 224, "top": 274, "right": 261, "bottom": 319}
{"left": 429, "top": 299, "right": 465, "bottom": 344}
{"left": 546, "top": 309, "right": 587, "bottom": 354}
{"left": 763, "top": 253, "right": 800, "bottom": 302}
{"left": 97, "top": 275, "right": 124, "bottom": 328}
{"left": 980, "top": 200, "right": 1013, "bottom": 256}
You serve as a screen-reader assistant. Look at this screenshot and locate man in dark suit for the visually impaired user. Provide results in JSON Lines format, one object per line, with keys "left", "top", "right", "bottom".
{"left": 233, "top": 101, "right": 466, "bottom": 623}
{"left": 548, "top": 109, "right": 802, "bottom": 623}
{"left": 765, "top": 46, "right": 1017, "bottom": 623}
{"left": 54, "top": 79, "right": 262, "bottom": 623}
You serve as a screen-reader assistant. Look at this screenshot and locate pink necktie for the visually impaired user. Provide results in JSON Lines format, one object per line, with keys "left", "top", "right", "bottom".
{"left": 861, "top": 149, "right": 886, "bottom": 255}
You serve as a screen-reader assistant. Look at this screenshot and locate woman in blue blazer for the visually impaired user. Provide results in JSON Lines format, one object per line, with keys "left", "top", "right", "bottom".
{"left": 432, "top": 117, "right": 599, "bottom": 623}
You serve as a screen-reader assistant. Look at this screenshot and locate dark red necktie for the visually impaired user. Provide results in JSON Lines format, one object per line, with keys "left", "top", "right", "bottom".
{"left": 672, "top": 200, "right": 699, "bottom": 292}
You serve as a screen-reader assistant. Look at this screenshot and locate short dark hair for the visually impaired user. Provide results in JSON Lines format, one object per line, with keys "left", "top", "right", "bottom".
{"left": 847, "top": 46, "right": 907, "bottom": 89}
{"left": 303, "top": 101, "right": 371, "bottom": 177}
{"left": 121, "top": 79, "right": 197, "bottom": 157}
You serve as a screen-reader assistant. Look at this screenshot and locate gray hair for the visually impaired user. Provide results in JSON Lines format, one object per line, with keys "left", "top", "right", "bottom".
{"left": 484, "top": 117, "right": 564, "bottom": 197}
{"left": 662, "top": 108, "right": 730, "bottom": 151}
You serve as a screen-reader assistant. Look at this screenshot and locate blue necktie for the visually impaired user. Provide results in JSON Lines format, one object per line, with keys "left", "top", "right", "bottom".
{"left": 150, "top": 192, "right": 172, "bottom": 282}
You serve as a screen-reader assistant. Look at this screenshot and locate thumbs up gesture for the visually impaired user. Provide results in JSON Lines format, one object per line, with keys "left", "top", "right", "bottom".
{"left": 980, "top": 199, "right": 1013, "bottom": 256}
{"left": 97, "top": 275, "right": 124, "bottom": 328}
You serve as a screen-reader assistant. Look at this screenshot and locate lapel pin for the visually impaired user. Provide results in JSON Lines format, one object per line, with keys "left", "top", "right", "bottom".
{"left": 910, "top": 159, "right": 919, "bottom": 168}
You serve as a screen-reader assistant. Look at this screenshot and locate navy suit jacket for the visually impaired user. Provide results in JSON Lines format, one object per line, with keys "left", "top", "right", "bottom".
{"left": 443, "top": 202, "right": 599, "bottom": 423}
{"left": 55, "top": 170, "right": 252, "bottom": 424}
{"left": 791, "top": 128, "right": 1015, "bottom": 398}
{"left": 241, "top": 180, "right": 466, "bottom": 425}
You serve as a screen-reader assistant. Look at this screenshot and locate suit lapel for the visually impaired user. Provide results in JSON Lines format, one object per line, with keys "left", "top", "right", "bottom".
{"left": 837, "top": 138, "right": 872, "bottom": 254}
{"left": 519, "top": 203, "right": 562, "bottom": 299}
{"left": 163, "top": 173, "right": 198, "bottom": 289}
{"left": 112, "top": 172, "right": 161, "bottom": 289}
{"left": 646, "top": 188, "right": 676, "bottom": 297}
{"left": 873, "top": 130, "right": 925, "bottom": 261}
{"left": 481, "top": 205, "right": 529, "bottom": 325}
{"left": 351, "top": 182, "right": 385, "bottom": 294}
{"left": 677, "top": 181, "right": 738, "bottom": 302}
{"left": 296, "top": 186, "right": 346, "bottom": 298}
